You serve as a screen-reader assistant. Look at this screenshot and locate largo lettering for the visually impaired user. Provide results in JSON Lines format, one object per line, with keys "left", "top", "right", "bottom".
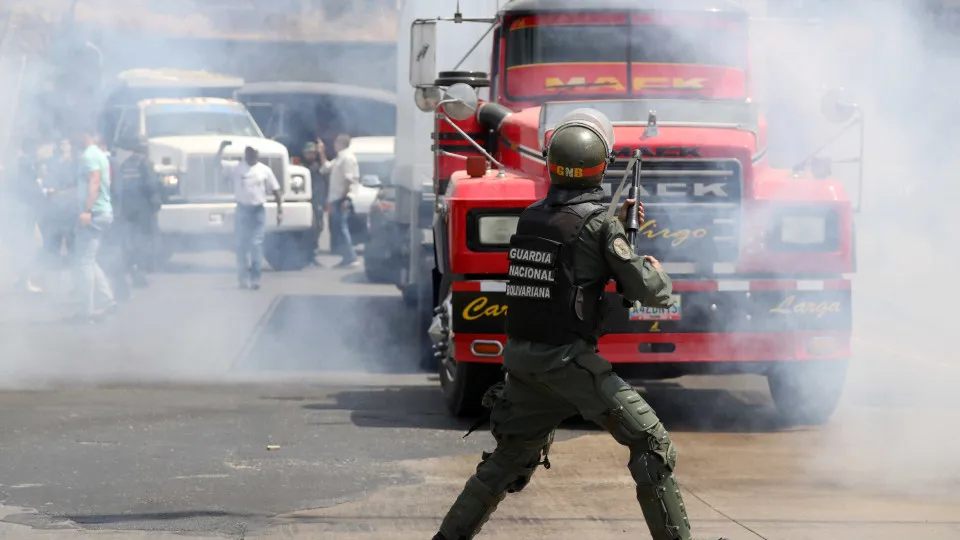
{"left": 462, "top": 297, "right": 508, "bottom": 321}
{"left": 770, "top": 295, "right": 842, "bottom": 319}
{"left": 639, "top": 219, "right": 708, "bottom": 247}
{"left": 634, "top": 77, "right": 707, "bottom": 90}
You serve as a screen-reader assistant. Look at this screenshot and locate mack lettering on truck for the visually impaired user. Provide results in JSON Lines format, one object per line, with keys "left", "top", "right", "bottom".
{"left": 507, "top": 264, "right": 556, "bottom": 283}
{"left": 506, "top": 284, "right": 552, "bottom": 299}
{"left": 508, "top": 247, "right": 555, "bottom": 266}
{"left": 601, "top": 182, "right": 731, "bottom": 199}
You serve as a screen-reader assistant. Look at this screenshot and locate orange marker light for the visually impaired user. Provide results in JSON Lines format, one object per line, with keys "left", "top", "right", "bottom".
{"left": 466, "top": 156, "right": 487, "bottom": 178}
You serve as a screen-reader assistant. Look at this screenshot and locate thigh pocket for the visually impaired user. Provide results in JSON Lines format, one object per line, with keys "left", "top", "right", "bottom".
{"left": 570, "top": 351, "right": 613, "bottom": 378}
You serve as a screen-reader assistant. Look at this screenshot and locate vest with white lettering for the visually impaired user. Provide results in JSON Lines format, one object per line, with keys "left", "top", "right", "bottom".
{"left": 505, "top": 198, "right": 608, "bottom": 345}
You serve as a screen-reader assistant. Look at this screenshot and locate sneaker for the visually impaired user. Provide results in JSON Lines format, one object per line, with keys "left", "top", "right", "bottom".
{"left": 333, "top": 259, "right": 359, "bottom": 269}
{"left": 250, "top": 283, "right": 261, "bottom": 290}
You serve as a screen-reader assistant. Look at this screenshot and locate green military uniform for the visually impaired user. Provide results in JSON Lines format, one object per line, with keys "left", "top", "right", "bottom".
{"left": 434, "top": 109, "right": 727, "bottom": 540}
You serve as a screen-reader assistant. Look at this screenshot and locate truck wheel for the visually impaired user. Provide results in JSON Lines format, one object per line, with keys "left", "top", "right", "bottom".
{"left": 440, "top": 359, "right": 503, "bottom": 418}
{"left": 264, "top": 232, "right": 314, "bottom": 271}
{"left": 767, "top": 359, "right": 849, "bottom": 426}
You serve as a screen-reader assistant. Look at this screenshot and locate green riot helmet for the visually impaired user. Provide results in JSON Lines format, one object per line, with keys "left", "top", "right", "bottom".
{"left": 543, "top": 108, "right": 616, "bottom": 188}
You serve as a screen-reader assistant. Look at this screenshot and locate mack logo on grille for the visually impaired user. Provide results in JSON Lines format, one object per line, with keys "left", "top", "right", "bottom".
{"left": 614, "top": 146, "right": 701, "bottom": 158}
{"left": 602, "top": 158, "right": 742, "bottom": 204}
{"left": 600, "top": 158, "right": 743, "bottom": 264}
{"left": 602, "top": 181, "right": 731, "bottom": 199}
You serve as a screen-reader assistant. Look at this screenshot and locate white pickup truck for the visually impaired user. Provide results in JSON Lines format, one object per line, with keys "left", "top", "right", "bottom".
{"left": 107, "top": 97, "right": 316, "bottom": 271}
{"left": 102, "top": 69, "right": 316, "bottom": 270}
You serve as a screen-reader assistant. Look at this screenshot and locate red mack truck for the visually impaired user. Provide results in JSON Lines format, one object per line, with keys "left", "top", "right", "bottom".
{"left": 401, "top": 0, "right": 862, "bottom": 425}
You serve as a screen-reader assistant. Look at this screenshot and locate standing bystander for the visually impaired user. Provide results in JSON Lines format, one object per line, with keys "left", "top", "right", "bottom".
{"left": 301, "top": 141, "right": 327, "bottom": 265}
{"left": 317, "top": 134, "right": 360, "bottom": 268}
{"left": 70, "top": 125, "right": 116, "bottom": 322}
{"left": 225, "top": 146, "right": 283, "bottom": 290}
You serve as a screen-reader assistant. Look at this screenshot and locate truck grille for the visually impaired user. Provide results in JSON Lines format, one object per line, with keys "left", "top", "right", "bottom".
{"left": 601, "top": 158, "right": 742, "bottom": 266}
{"left": 182, "top": 155, "right": 286, "bottom": 200}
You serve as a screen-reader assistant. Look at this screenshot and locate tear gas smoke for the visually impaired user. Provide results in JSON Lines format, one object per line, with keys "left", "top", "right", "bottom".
{"left": 0, "top": 0, "right": 957, "bottom": 505}
{"left": 745, "top": 0, "right": 960, "bottom": 503}
{"left": 0, "top": 0, "right": 406, "bottom": 387}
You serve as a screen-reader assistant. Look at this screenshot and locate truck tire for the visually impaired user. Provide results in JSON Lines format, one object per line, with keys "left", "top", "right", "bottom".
{"left": 767, "top": 359, "right": 848, "bottom": 426}
{"left": 264, "top": 232, "right": 314, "bottom": 271}
{"left": 440, "top": 359, "right": 503, "bottom": 418}
{"left": 364, "top": 256, "right": 396, "bottom": 284}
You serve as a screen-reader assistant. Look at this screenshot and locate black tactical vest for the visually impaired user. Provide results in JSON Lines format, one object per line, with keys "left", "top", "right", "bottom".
{"left": 504, "top": 195, "right": 608, "bottom": 345}
{"left": 117, "top": 155, "right": 147, "bottom": 218}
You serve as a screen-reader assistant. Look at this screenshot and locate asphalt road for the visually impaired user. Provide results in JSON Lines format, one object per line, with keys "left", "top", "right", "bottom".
{"left": 0, "top": 238, "right": 958, "bottom": 540}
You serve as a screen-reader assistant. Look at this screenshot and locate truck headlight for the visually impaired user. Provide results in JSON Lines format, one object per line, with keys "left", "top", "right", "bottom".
{"left": 477, "top": 215, "right": 519, "bottom": 245}
{"left": 161, "top": 174, "right": 179, "bottom": 187}
{"left": 770, "top": 210, "right": 839, "bottom": 252}
{"left": 289, "top": 174, "right": 306, "bottom": 194}
{"left": 780, "top": 216, "right": 825, "bottom": 245}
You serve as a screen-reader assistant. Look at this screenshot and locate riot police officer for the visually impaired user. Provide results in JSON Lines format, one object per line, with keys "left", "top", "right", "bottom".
{"left": 432, "top": 110, "right": 728, "bottom": 540}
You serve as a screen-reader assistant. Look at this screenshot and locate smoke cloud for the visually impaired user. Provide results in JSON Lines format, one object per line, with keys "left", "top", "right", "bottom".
{"left": 0, "top": 0, "right": 956, "bottom": 503}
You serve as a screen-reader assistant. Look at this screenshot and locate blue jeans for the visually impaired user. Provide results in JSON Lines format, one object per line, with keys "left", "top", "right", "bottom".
{"left": 74, "top": 212, "right": 115, "bottom": 316}
{"left": 236, "top": 204, "right": 266, "bottom": 285}
{"left": 330, "top": 198, "right": 357, "bottom": 263}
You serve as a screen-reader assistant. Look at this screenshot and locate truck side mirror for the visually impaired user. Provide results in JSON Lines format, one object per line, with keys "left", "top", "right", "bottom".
{"left": 441, "top": 83, "right": 478, "bottom": 121}
{"left": 415, "top": 86, "right": 443, "bottom": 112}
{"left": 410, "top": 20, "right": 437, "bottom": 88}
{"left": 820, "top": 88, "right": 858, "bottom": 124}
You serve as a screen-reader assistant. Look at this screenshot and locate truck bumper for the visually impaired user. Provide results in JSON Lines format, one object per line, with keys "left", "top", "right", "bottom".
{"left": 447, "top": 278, "right": 852, "bottom": 368}
{"left": 158, "top": 202, "right": 312, "bottom": 235}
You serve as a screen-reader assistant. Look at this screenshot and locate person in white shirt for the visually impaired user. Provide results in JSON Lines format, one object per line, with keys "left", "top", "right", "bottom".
{"left": 224, "top": 146, "right": 283, "bottom": 289}
{"left": 317, "top": 133, "right": 360, "bottom": 268}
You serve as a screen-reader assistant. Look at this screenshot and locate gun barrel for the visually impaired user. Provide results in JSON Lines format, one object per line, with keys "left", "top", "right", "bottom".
{"left": 625, "top": 150, "right": 643, "bottom": 245}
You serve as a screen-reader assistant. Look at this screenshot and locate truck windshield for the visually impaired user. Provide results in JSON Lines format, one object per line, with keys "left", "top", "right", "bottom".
{"left": 145, "top": 104, "right": 262, "bottom": 138}
{"left": 358, "top": 153, "right": 394, "bottom": 177}
{"left": 504, "top": 13, "right": 748, "bottom": 100}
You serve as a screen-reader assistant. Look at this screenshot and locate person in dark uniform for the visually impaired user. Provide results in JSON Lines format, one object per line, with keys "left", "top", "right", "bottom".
{"left": 432, "top": 110, "right": 728, "bottom": 540}
{"left": 40, "top": 137, "right": 77, "bottom": 269}
{"left": 114, "top": 137, "right": 161, "bottom": 290}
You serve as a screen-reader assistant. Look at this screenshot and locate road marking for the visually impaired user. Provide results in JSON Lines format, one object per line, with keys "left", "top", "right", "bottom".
{"left": 230, "top": 295, "right": 283, "bottom": 371}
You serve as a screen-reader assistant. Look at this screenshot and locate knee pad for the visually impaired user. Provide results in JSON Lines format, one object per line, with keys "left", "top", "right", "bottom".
{"left": 599, "top": 375, "right": 669, "bottom": 448}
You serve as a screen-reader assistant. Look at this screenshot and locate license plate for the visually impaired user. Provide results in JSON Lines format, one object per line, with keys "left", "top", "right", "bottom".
{"left": 629, "top": 295, "right": 681, "bottom": 321}
{"left": 208, "top": 213, "right": 224, "bottom": 225}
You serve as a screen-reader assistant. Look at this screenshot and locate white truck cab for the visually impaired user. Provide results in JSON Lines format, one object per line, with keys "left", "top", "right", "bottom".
{"left": 101, "top": 69, "right": 316, "bottom": 270}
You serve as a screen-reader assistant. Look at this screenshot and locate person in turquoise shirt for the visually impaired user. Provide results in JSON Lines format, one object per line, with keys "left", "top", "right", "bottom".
{"left": 70, "top": 125, "right": 115, "bottom": 322}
